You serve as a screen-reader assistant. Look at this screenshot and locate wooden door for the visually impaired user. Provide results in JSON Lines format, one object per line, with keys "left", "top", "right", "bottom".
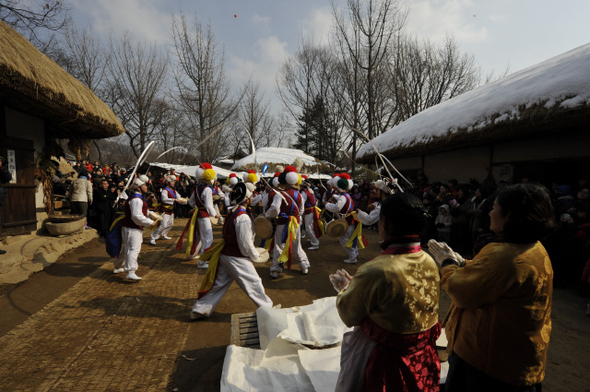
{"left": 0, "top": 136, "right": 37, "bottom": 237}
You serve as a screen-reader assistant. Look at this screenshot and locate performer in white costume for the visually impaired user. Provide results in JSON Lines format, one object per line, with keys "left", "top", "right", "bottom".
{"left": 264, "top": 166, "right": 310, "bottom": 278}
{"left": 150, "top": 175, "right": 187, "bottom": 245}
{"left": 113, "top": 175, "right": 155, "bottom": 281}
{"left": 325, "top": 173, "right": 362, "bottom": 264}
{"left": 261, "top": 172, "right": 281, "bottom": 213}
{"left": 190, "top": 182, "right": 273, "bottom": 320}
{"left": 243, "top": 170, "right": 261, "bottom": 214}
{"left": 300, "top": 175, "right": 321, "bottom": 250}
{"left": 187, "top": 163, "right": 221, "bottom": 269}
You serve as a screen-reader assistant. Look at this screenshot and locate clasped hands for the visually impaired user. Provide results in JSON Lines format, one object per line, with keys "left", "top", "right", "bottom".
{"left": 329, "top": 269, "right": 352, "bottom": 293}
{"left": 427, "top": 239, "right": 465, "bottom": 267}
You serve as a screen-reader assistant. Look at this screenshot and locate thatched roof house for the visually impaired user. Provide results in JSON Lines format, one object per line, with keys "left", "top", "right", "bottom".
{"left": 0, "top": 20, "right": 124, "bottom": 138}
{"left": 0, "top": 21, "right": 125, "bottom": 238}
{"left": 357, "top": 42, "right": 590, "bottom": 185}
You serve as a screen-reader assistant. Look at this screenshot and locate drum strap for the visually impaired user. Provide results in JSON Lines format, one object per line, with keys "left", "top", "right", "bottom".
{"left": 164, "top": 187, "right": 176, "bottom": 202}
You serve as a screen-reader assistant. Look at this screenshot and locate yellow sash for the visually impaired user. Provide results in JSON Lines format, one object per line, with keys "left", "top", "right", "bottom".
{"left": 109, "top": 213, "right": 126, "bottom": 232}
{"left": 262, "top": 238, "right": 273, "bottom": 250}
{"left": 197, "top": 240, "right": 226, "bottom": 296}
{"left": 278, "top": 216, "right": 299, "bottom": 263}
{"left": 186, "top": 207, "right": 199, "bottom": 255}
{"left": 314, "top": 206, "right": 325, "bottom": 236}
{"left": 346, "top": 214, "right": 366, "bottom": 250}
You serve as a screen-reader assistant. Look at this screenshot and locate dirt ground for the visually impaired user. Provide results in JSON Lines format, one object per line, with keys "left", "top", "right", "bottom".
{"left": 0, "top": 219, "right": 589, "bottom": 391}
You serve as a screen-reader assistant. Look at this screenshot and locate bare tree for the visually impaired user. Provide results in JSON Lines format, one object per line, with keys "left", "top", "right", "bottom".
{"left": 332, "top": 0, "right": 407, "bottom": 140}
{"left": 389, "top": 34, "right": 480, "bottom": 124}
{"left": 59, "top": 24, "right": 111, "bottom": 98}
{"left": 237, "top": 81, "right": 276, "bottom": 152}
{"left": 330, "top": 16, "right": 365, "bottom": 174}
{"left": 274, "top": 113, "right": 294, "bottom": 149}
{"left": 107, "top": 32, "right": 169, "bottom": 157}
{"left": 152, "top": 99, "right": 191, "bottom": 164}
{"left": 0, "top": 0, "right": 70, "bottom": 47}
{"left": 277, "top": 39, "right": 346, "bottom": 164}
{"left": 171, "top": 14, "right": 241, "bottom": 163}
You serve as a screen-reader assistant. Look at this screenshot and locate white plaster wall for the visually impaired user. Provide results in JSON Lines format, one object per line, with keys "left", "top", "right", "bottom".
{"left": 5, "top": 107, "right": 47, "bottom": 228}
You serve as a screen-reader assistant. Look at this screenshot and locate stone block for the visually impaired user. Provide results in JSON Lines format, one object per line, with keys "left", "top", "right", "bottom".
{"left": 45, "top": 219, "right": 85, "bottom": 236}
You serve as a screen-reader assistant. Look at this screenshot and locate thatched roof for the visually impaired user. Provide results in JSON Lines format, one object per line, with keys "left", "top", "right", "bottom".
{"left": 0, "top": 21, "right": 125, "bottom": 139}
{"left": 357, "top": 42, "right": 590, "bottom": 162}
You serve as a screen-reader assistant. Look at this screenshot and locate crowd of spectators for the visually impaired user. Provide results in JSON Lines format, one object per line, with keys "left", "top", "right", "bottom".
{"left": 309, "top": 171, "right": 590, "bottom": 295}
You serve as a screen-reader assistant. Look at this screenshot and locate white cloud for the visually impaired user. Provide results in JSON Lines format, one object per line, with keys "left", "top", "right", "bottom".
{"left": 406, "top": 0, "right": 487, "bottom": 45}
{"left": 230, "top": 36, "right": 289, "bottom": 96}
{"left": 301, "top": 6, "right": 334, "bottom": 46}
{"left": 76, "top": 0, "right": 172, "bottom": 45}
{"left": 252, "top": 13, "right": 271, "bottom": 27}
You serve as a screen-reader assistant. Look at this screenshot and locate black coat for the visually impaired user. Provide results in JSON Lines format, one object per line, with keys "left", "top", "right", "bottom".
{"left": 0, "top": 165, "right": 12, "bottom": 207}
{"left": 93, "top": 187, "right": 115, "bottom": 212}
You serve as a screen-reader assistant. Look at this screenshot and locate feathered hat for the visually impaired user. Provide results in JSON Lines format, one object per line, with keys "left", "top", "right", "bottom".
{"left": 195, "top": 163, "right": 216, "bottom": 183}
{"left": 283, "top": 165, "right": 300, "bottom": 186}
{"left": 134, "top": 175, "right": 149, "bottom": 188}
{"left": 300, "top": 174, "right": 309, "bottom": 187}
{"left": 272, "top": 172, "right": 281, "bottom": 188}
{"left": 243, "top": 169, "right": 259, "bottom": 184}
{"left": 329, "top": 173, "right": 341, "bottom": 187}
{"left": 226, "top": 173, "right": 239, "bottom": 186}
{"left": 373, "top": 178, "right": 397, "bottom": 194}
{"left": 336, "top": 173, "right": 353, "bottom": 192}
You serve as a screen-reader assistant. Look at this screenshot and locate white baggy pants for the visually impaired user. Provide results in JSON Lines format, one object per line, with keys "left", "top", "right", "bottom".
{"left": 339, "top": 224, "right": 359, "bottom": 260}
{"left": 114, "top": 227, "right": 144, "bottom": 272}
{"left": 270, "top": 224, "right": 310, "bottom": 273}
{"left": 190, "top": 217, "right": 213, "bottom": 257}
{"left": 151, "top": 213, "right": 174, "bottom": 240}
{"left": 192, "top": 254, "right": 273, "bottom": 316}
{"left": 303, "top": 213, "right": 319, "bottom": 246}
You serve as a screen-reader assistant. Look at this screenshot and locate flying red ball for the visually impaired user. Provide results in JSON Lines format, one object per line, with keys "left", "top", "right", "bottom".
{"left": 234, "top": 14, "right": 237, "bottom": 18}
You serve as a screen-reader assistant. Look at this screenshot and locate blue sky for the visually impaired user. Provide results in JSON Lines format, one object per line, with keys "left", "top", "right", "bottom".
{"left": 70, "top": 0, "right": 590, "bottom": 113}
